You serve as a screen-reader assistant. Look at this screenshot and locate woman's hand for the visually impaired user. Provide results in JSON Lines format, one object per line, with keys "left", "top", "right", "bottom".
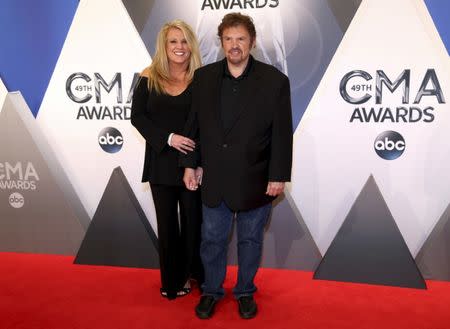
{"left": 170, "top": 134, "right": 195, "bottom": 154}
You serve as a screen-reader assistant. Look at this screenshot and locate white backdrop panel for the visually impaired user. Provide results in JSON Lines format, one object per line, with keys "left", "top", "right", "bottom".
{"left": 290, "top": 0, "right": 450, "bottom": 256}
{"left": 37, "top": 0, "right": 156, "bottom": 230}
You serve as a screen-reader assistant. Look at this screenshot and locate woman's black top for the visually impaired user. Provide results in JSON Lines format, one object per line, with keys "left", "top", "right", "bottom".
{"left": 131, "top": 76, "right": 192, "bottom": 186}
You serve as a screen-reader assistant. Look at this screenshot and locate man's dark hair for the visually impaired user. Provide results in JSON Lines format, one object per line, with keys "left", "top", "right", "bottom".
{"left": 217, "top": 12, "right": 256, "bottom": 42}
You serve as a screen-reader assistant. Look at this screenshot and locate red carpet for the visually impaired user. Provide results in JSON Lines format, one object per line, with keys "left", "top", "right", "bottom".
{"left": 1, "top": 252, "right": 449, "bottom": 329}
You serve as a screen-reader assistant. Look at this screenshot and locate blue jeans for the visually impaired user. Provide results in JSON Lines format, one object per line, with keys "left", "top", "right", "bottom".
{"left": 200, "top": 201, "right": 272, "bottom": 299}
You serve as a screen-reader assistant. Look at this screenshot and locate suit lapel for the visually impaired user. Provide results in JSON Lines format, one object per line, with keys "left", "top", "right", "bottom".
{"left": 205, "top": 61, "right": 225, "bottom": 140}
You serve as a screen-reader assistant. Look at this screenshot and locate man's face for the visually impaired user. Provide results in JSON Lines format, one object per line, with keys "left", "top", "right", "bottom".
{"left": 221, "top": 25, "right": 255, "bottom": 66}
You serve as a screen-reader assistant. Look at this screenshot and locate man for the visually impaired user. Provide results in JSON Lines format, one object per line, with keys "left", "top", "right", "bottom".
{"left": 181, "top": 12, "right": 292, "bottom": 319}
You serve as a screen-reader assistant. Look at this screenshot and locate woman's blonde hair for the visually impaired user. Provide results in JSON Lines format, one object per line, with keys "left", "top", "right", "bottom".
{"left": 145, "top": 20, "right": 201, "bottom": 94}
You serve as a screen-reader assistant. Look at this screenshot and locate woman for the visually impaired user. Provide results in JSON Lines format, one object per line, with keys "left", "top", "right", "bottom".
{"left": 131, "top": 20, "right": 203, "bottom": 300}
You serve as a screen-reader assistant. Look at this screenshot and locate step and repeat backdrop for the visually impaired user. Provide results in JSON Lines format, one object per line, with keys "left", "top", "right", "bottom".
{"left": 1, "top": 0, "right": 450, "bottom": 287}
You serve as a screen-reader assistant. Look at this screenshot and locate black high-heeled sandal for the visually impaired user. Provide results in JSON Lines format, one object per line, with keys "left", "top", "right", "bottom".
{"left": 160, "top": 286, "right": 191, "bottom": 298}
{"left": 175, "top": 287, "right": 191, "bottom": 297}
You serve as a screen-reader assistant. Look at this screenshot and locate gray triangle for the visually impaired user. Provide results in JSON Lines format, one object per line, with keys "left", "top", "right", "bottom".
{"left": 121, "top": 0, "right": 156, "bottom": 34}
{"left": 314, "top": 175, "right": 426, "bottom": 289}
{"left": 326, "top": 0, "right": 362, "bottom": 32}
{"left": 10, "top": 93, "right": 90, "bottom": 230}
{"left": 74, "top": 167, "right": 159, "bottom": 268}
{"left": 0, "top": 93, "right": 86, "bottom": 254}
{"left": 228, "top": 190, "right": 322, "bottom": 270}
{"left": 416, "top": 203, "right": 450, "bottom": 281}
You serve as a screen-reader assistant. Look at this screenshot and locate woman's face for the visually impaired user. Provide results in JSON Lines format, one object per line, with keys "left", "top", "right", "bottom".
{"left": 166, "top": 28, "right": 191, "bottom": 66}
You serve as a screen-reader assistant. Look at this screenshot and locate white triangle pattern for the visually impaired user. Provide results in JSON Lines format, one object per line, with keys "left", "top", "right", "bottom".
{"left": 290, "top": 0, "right": 450, "bottom": 256}
{"left": 37, "top": 0, "right": 156, "bottom": 230}
{"left": 0, "top": 78, "right": 7, "bottom": 113}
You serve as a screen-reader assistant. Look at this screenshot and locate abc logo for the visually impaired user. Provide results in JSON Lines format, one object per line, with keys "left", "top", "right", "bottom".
{"left": 374, "top": 131, "right": 406, "bottom": 160}
{"left": 9, "top": 192, "right": 24, "bottom": 209}
{"left": 98, "top": 127, "right": 123, "bottom": 153}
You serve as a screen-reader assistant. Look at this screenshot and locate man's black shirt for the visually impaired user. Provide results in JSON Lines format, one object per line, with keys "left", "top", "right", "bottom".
{"left": 220, "top": 56, "right": 254, "bottom": 132}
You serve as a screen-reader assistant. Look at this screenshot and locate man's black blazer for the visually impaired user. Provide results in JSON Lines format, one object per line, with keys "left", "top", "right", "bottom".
{"left": 181, "top": 58, "right": 293, "bottom": 211}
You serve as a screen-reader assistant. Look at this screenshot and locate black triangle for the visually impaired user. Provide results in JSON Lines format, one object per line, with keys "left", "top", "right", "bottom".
{"left": 314, "top": 175, "right": 426, "bottom": 289}
{"left": 74, "top": 167, "right": 159, "bottom": 268}
{"left": 228, "top": 191, "right": 322, "bottom": 270}
{"left": 415, "top": 203, "right": 450, "bottom": 281}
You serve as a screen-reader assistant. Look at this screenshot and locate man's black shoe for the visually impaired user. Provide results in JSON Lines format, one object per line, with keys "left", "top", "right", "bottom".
{"left": 237, "top": 295, "right": 257, "bottom": 319}
{"left": 195, "top": 295, "right": 217, "bottom": 319}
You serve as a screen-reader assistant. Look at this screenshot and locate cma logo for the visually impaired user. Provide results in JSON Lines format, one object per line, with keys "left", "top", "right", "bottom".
{"left": 98, "top": 127, "right": 123, "bottom": 153}
{"left": 201, "top": 0, "right": 279, "bottom": 10}
{"left": 340, "top": 69, "right": 445, "bottom": 104}
{"left": 374, "top": 131, "right": 405, "bottom": 160}
{"left": 0, "top": 162, "right": 39, "bottom": 181}
{"left": 9, "top": 192, "right": 24, "bottom": 209}
{"left": 66, "top": 72, "right": 139, "bottom": 104}
{"left": 0, "top": 162, "right": 39, "bottom": 190}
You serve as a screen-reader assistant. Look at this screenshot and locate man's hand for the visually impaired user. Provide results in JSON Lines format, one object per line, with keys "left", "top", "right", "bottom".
{"left": 183, "top": 168, "right": 198, "bottom": 191}
{"left": 266, "top": 181, "right": 285, "bottom": 196}
{"left": 195, "top": 167, "right": 203, "bottom": 185}
{"left": 171, "top": 134, "right": 195, "bottom": 154}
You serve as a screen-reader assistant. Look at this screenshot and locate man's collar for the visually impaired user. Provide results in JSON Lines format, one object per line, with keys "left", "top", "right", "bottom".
{"left": 223, "top": 55, "right": 254, "bottom": 79}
